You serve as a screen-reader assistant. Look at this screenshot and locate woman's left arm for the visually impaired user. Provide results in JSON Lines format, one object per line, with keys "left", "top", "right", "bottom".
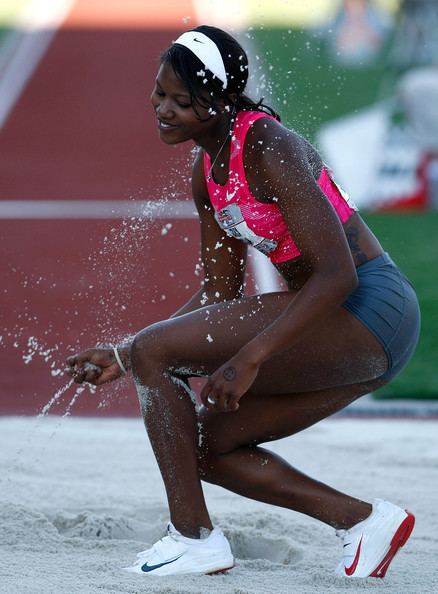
{"left": 201, "top": 121, "right": 358, "bottom": 410}
{"left": 241, "top": 122, "right": 359, "bottom": 364}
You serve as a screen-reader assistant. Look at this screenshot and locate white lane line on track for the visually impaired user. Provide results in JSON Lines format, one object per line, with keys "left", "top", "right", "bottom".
{"left": 0, "top": 0, "right": 75, "bottom": 129}
{"left": 0, "top": 200, "right": 197, "bottom": 219}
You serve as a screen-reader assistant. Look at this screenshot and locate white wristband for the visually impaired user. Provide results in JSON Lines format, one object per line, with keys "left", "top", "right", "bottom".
{"left": 113, "top": 347, "right": 127, "bottom": 374}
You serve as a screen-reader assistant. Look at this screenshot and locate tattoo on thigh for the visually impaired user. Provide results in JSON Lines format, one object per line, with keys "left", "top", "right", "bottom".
{"left": 223, "top": 366, "right": 236, "bottom": 381}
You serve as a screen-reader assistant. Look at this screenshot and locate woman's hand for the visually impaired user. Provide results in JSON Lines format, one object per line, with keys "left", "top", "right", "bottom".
{"left": 66, "top": 347, "right": 127, "bottom": 386}
{"left": 200, "top": 353, "right": 259, "bottom": 413}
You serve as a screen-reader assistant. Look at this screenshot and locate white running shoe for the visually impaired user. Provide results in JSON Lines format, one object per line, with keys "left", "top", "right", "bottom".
{"left": 335, "top": 499, "right": 415, "bottom": 578}
{"left": 123, "top": 522, "right": 234, "bottom": 576}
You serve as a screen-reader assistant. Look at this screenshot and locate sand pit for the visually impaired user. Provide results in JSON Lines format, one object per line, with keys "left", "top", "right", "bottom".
{"left": 1, "top": 415, "right": 437, "bottom": 593}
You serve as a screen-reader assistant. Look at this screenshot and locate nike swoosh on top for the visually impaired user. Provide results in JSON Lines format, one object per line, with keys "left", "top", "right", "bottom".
{"left": 345, "top": 536, "right": 363, "bottom": 576}
{"left": 141, "top": 554, "right": 184, "bottom": 572}
{"left": 193, "top": 38, "right": 204, "bottom": 43}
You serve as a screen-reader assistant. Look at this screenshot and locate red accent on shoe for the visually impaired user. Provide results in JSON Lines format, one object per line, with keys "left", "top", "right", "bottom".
{"left": 369, "top": 511, "right": 415, "bottom": 578}
{"left": 207, "top": 564, "right": 235, "bottom": 575}
{"left": 345, "top": 536, "right": 363, "bottom": 576}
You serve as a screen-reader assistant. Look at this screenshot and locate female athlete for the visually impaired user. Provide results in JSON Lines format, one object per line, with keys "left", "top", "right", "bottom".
{"left": 66, "top": 25, "right": 420, "bottom": 578}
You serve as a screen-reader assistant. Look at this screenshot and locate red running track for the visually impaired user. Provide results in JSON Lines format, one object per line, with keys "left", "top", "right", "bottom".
{"left": 0, "top": 0, "right": 208, "bottom": 415}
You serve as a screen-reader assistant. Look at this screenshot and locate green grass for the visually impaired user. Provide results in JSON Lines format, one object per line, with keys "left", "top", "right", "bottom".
{"left": 251, "top": 27, "right": 396, "bottom": 141}
{"left": 251, "top": 28, "right": 437, "bottom": 398}
{"left": 363, "top": 213, "right": 438, "bottom": 399}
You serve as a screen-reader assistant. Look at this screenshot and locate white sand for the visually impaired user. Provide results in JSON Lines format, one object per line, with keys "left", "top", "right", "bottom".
{"left": 1, "top": 415, "right": 437, "bottom": 594}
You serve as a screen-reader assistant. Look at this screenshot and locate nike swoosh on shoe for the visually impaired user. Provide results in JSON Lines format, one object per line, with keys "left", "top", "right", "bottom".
{"left": 141, "top": 554, "right": 184, "bottom": 573}
{"left": 345, "top": 536, "right": 363, "bottom": 576}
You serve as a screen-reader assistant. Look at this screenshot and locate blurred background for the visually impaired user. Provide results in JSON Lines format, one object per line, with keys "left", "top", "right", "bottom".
{"left": 0, "top": 0, "right": 437, "bottom": 415}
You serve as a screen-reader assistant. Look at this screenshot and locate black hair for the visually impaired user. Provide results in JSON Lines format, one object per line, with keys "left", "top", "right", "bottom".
{"left": 160, "top": 25, "right": 280, "bottom": 121}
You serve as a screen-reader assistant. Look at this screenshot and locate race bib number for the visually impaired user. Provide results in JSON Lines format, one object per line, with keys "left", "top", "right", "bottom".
{"left": 214, "top": 203, "right": 278, "bottom": 255}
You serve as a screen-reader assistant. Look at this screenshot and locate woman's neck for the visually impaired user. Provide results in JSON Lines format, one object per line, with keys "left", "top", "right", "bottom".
{"left": 194, "top": 112, "right": 236, "bottom": 159}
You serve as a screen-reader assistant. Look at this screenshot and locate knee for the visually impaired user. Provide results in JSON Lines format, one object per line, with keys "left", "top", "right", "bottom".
{"left": 130, "top": 321, "right": 170, "bottom": 381}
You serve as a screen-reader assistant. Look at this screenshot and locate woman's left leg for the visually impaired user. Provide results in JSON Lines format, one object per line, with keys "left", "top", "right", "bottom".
{"left": 197, "top": 377, "right": 387, "bottom": 530}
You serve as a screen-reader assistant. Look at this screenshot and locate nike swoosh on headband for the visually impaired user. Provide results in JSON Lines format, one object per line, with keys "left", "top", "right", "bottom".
{"left": 173, "top": 31, "right": 227, "bottom": 89}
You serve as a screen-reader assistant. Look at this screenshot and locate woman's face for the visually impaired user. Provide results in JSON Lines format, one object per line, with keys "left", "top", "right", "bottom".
{"left": 150, "top": 61, "right": 219, "bottom": 145}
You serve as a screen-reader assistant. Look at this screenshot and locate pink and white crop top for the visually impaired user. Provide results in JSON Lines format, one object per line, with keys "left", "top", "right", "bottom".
{"left": 203, "top": 110, "right": 357, "bottom": 264}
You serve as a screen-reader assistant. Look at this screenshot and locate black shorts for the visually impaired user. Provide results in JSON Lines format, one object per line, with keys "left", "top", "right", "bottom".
{"left": 343, "top": 252, "right": 421, "bottom": 381}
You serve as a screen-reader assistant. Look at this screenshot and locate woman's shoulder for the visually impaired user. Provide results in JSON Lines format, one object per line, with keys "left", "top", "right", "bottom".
{"left": 243, "top": 113, "right": 302, "bottom": 153}
{"left": 243, "top": 113, "right": 322, "bottom": 176}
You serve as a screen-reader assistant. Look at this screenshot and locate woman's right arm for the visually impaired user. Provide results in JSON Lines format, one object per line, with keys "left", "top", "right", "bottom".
{"left": 171, "top": 148, "right": 247, "bottom": 317}
{"left": 66, "top": 149, "right": 247, "bottom": 384}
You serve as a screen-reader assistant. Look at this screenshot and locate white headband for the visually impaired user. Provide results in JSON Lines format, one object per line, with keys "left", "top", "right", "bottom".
{"left": 173, "top": 31, "right": 228, "bottom": 90}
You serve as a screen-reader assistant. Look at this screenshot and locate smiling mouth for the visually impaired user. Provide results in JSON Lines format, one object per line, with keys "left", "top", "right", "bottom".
{"left": 158, "top": 120, "right": 179, "bottom": 130}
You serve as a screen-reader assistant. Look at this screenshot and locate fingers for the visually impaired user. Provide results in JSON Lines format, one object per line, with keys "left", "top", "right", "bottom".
{"left": 66, "top": 350, "right": 93, "bottom": 369}
{"left": 83, "top": 362, "right": 102, "bottom": 384}
{"left": 66, "top": 354, "right": 102, "bottom": 385}
{"left": 201, "top": 381, "right": 238, "bottom": 413}
{"left": 65, "top": 347, "right": 126, "bottom": 387}
{"left": 226, "top": 393, "right": 240, "bottom": 412}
